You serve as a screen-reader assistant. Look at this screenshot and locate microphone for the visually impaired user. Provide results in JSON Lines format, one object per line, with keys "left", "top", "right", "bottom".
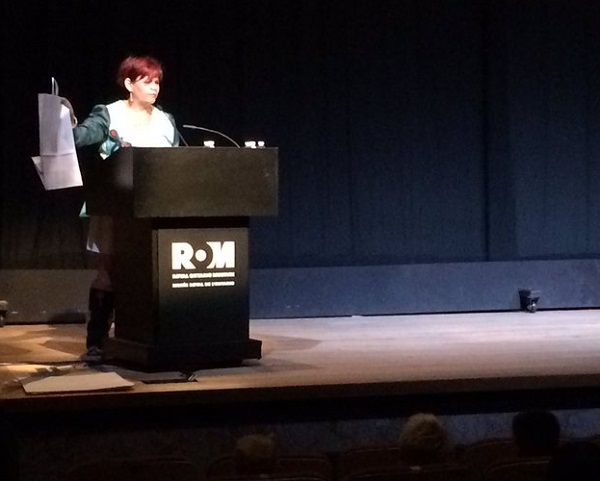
{"left": 175, "top": 126, "right": 189, "bottom": 146}
{"left": 182, "top": 124, "right": 240, "bottom": 148}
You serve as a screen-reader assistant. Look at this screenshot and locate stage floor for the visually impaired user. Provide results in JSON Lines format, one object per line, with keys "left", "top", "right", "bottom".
{"left": 3, "top": 309, "right": 600, "bottom": 415}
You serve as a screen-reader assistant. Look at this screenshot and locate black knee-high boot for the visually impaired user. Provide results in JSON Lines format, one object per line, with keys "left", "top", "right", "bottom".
{"left": 87, "top": 288, "right": 115, "bottom": 349}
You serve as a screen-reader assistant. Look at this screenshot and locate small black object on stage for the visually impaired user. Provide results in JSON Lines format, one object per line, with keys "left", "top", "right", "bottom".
{"left": 519, "top": 289, "right": 541, "bottom": 313}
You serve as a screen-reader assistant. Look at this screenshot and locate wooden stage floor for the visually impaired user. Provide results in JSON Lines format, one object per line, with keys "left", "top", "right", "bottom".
{"left": 3, "top": 309, "right": 600, "bottom": 417}
{"left": 4, "top": 309, "right": 600, "bottom": 481}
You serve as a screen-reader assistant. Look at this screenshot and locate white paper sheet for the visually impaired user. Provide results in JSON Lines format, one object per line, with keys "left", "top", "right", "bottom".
{"left": 22, "top": 371, "right": 134, "bottom": 394}
{"left": 32, "top": 78, "right": 83, "bottom": 190}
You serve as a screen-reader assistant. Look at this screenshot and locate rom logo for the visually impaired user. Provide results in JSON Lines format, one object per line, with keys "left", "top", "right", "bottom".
{"left": 171, "top": 241, "right": 235, "bottom": 270}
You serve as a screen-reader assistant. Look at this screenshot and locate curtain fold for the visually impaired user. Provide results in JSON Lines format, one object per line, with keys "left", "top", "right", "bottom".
{"left": 2, "top": 0, "right": 600, "bottom": 269}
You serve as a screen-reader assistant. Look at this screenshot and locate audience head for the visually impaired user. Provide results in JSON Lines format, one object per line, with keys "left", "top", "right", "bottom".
{"left": 546, "top": 441, "right": 600, "bottom": 481}
{"left": 233, "top": 434, "right": 279, "bottom": 475}
{"left": 512, "top": 410, "right": 561, "bottom": 456}
{"left": 398, "top": 413, "right": 453, "bottom": 465}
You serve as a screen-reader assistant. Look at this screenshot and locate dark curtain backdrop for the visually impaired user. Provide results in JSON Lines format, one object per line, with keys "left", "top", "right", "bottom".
{"left": 2, "top": 0, "right": 600, "bottom": 269}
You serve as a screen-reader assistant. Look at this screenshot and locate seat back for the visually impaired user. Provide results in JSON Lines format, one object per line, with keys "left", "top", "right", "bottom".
{"left": 210, "top": 475, "right": 326, "bottom": 481}
{"left": 340, "top": 464, "right": 473, "bottom": 481}
{"left": 337, "top": 446, "right": 403, "bottom": 479}
{"left": 484, "top": 457, "right": 550, "bottom": 481}
{"left": 461, "top": 439, "right": 517, "bottom": 479}
{"left": 207, "top": 454, "right": 333, "bottom": 481}
{"left": 64, "top": 455, "right": 201, "bottom": 481}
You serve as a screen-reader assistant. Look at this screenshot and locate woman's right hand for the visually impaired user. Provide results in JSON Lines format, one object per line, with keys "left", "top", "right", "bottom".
{"left": 60, "top": 97, "right": 78, "bottom": 127}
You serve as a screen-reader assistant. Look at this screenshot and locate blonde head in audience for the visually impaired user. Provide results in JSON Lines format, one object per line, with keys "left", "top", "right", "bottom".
{"left": 233, "top": 433, "right": 280, "bottom": 475}
{"left": 398, "top": 413, "right": 453, "bottom": 466}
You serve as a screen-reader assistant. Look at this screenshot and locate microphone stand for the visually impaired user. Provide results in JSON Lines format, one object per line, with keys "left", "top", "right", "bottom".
{"left": 182, "top": 124, "right": 241, "bottom": 148}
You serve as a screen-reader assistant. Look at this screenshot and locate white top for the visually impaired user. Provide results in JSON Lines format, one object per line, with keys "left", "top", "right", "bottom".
{"left": 87, "top": 100, "right": 177, "bottom": 256}
{"left": 101, "top": 100, "right": 176, "bottom": 157}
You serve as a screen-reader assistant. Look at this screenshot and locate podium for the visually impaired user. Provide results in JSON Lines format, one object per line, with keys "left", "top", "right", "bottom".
{"left": 85, "top": 147, "right": 278, "bottom": 370}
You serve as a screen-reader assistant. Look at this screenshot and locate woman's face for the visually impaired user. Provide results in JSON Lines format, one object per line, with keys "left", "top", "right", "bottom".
{"left": 127, "top": 76, "right": 160, "bottom": 105}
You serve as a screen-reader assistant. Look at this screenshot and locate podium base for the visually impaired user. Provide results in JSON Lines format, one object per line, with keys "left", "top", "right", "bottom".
{"left": 103, "top": 337, "right": 262, "bottom": 371}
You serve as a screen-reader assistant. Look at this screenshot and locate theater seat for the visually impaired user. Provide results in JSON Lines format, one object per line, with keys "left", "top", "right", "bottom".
{"left": 206, "top": 453, "right": 333, "bottom": 481}
{"left": 340, "top": 463, "right": 474, "bottom": 481}
{"left": 483, "top": 457, "right": 550, "bottom": 481}
{"left": 64, "top": 455, "right": 201, "bottom": 481}
{"left": 337, "top": 446, "right": 403, "bottom": 479}
{"left": 461, "top": 439, "right": 517, "bottom": 479}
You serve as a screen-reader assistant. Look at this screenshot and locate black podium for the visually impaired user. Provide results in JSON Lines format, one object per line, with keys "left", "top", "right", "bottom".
{"left": 86, "top": 146, "right": 278, "bottom": 370}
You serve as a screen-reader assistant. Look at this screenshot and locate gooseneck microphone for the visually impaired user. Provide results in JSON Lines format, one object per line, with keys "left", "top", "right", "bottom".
{"left": 175, "top": 127, "right": 189, "bottom": 146}
{"left": 182, "top": 124, "right": 241, "bottom": 148}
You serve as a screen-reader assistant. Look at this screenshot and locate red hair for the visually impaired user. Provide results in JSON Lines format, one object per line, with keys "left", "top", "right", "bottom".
{"left": 116, "top": 56, "right": 163, "bottom": 87}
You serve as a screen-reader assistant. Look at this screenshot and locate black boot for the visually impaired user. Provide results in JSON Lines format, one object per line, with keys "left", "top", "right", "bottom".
{"left": 86, "top": 288, "right": 115, "bottom": 350}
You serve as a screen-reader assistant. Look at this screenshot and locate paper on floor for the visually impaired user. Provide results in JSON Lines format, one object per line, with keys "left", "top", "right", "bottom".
{"left": 22, "top": 371, "right": 134, "bottom": 394}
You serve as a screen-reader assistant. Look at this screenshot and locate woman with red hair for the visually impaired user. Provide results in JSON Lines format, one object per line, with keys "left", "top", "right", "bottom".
{"left": 73, "top": 55, "right": 179, "bottom": 362}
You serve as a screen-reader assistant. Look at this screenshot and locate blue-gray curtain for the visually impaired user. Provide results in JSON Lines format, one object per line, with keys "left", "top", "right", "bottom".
{"left": 2, "top": 0, "right": 600, "bottom": 269}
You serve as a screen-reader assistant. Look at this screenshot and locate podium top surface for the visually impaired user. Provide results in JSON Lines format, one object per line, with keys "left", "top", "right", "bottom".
{"left": 86, "top": 147, "right": 278, "bottom": 218}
